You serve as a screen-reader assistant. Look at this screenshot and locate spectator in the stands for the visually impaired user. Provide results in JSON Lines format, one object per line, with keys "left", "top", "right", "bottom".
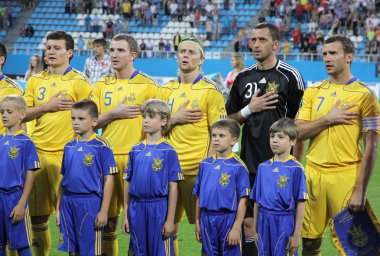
{"left": 92, "top": 14, "right": 100, "bottom": 32}
{"left": 77, "top": 34, "right": 85, "bottom": 56}
{"left": 140, "top": 39, "right": 147, "bottom": 58}
{"left": 84, "top": 13, "right": 91, "bottom": 32}
{"left": 25, "top": 24, "right": 34, "bottom": 38}
{"left": 109, "top": 0, "right": 116, "bottom": 14}
{"left": 283, "top": 39, "right": 291, "bottom": 54}
{"left": 104, "top": 18, "right": 114, "bottom": 39}
{"left": 65, "top": 0, "right": 70, "bottom": 14}
{"left": 122, "top": 0, "right": 132, "bottom": 19}
{"left": 19, "top": 24, "right": 26, "bottom": 37}
{"left": 84, "top": 0, "right": 93, "bottom": 14}
{"left": 25, "top": 55, "right": 43, "bottom": 81}
{"left": 173, "top": 32, "right": 181, "bottom": 51}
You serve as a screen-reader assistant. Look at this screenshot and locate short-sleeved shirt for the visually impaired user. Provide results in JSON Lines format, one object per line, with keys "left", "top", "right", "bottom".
{"left": 60, "top": 133, "right": 117, "bottom": 195}
{"left": 24, "top": 67, "right": 93, "bottom": 152}
{"left": 157, "top": 75, "right": 227, "bottom": 175}
{"left": 0, "top": 131, "right": 40, "bottom": 192}
{"left": 250, "top": 156, "right": 308, "bottom": 213}
{"left": 226, "top": 60, "right": 305, "bottom": 173}
{"left": 125, "top": 139, "right": 183, "bottom": 198}
{"left": 297, "top": 78, "right": 380, "bottom": 170}
{"left": 84, "top": 55, "right": 112, "bottom": 85}
{"left": 0, "top": 74, "right": 23, "bottom": 134}
{"left": 192, "top": 153, "right": 250, "bottom": 212}
{"left": 93, "top": 71, "right": 158, "bottom": 155}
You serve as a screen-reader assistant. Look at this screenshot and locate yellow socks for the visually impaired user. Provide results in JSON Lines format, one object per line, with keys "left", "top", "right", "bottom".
{"left": 31, "top": 222, "right": 51, "bottom": 256}
{"left": 173, "top": 233, "right": 179, "bottom": 256}
{"left": 102, "top": 231, "right": 118, "bottom": 256}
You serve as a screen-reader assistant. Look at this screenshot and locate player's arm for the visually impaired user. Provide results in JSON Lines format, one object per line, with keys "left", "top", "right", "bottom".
{"left": 286, "top": 201, "right": 305, "bottom": 255}
{"left": 56, "top": 185, "right": 63, "bottom": 226}
{"left": 228, "top": 197, "right": 247, "bottom": 246}
{"left": 95, "top": 174, "right": 114, "bottom": 229}
{"left": 122, "top": 180, "right": 131, "bottom": 234}
{"left": 252, "top": 201, "right": 259, "bottom": 245}
{"left": 195, "top": 196, "right": 202, "bottom": 242}
{"left": 162, "top": 181, "right": 178, "bottom": 239}
{"left": 348, "top": 131, "right": 378, "bottom": 213}
{"left": 10, "top": 170, "right": 34, "bottom": 223}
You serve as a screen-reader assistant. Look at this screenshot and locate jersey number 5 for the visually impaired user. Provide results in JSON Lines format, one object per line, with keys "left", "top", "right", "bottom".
{"left": 104, "top": 91, "right": 113, "bottom": 106}
{"left": 245, "top": 82, "right": 258, "bottom": 99}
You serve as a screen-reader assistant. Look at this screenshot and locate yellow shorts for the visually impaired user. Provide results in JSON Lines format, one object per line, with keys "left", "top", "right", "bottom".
{"left": 108, "top": 154, "right": 128, "bottom": 218}
{"left": 301, "top": 163, "right": 358, "bottom": 239}
{"left": 175, "top": 175, "right": 197, "bottom": 224}
{"left": 29, "top": 151, "right": 63, "bottom": 217}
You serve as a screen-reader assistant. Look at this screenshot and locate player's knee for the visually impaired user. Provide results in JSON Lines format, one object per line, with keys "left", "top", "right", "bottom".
{"left": 302, "top": 238, "right": 322, "bottom": 255}
{"left": 104, "top": 217, "right": 118, "bottom": 232}
{"left": 243, "top": 217, "right": 254, "bottom": 235}
{"left": 31, "top": 215, "right": 49, "bottom": 224}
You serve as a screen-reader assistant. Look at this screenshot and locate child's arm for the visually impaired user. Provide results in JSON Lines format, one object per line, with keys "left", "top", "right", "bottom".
{"left": 195, "top": 196, "right": 202, "bottom": 242}
{"left": 227, "top": 197, "right": 247, "bottom": 246}
{"left": 95, "top": 175, "right": 114, "bottom": 229}
{"left": 55, "top": 185, "right": 63, "bottom": 226}
{"left": 162, "top": 181, "right": 178, "bottom": 239}
{"left": 286, "top": 201, "right": 305, "bottom": 256}
{"left": 10, "top": 170, "right": 35, "bottom": 223}
{"left": 122, "top": 181, "right": 131, "bottom": 234}
{"left": 252, "top": 202, "right": 259, "bottom": 247}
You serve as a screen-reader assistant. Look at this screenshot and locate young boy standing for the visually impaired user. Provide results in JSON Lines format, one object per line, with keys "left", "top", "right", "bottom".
{"left": 193, "top": 119, "right": 250, "bottom": 256}
{"left": 0, "top": 95, "right": 40, "bottom": 256}
{"left": 250, "top": 118, "right": 308, "bottom": 256}
{"left": 122, "top": 99, "right": 183, "bottom": 255}
{"left": 56, "top": 100, "right": 117, "bottom": 256}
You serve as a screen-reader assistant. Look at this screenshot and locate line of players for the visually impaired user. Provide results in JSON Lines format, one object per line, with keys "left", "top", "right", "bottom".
{"left": 0, "top": 21, "right": 379, "bottom": 256}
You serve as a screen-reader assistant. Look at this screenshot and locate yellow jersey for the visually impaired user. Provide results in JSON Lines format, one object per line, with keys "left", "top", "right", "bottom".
{"left": 93, "top": 71, "right": 158, "bottom": 155}
{"left": 297, "top": 78, "right": 380, "bottom": 170}
{"left": 24, "top": 67, "right": 92, "bottom": 152}
{"left": 0, "top": 74, "right": 23, "bottom": 134}
{"left": 157, "top": 75, "right": 227, "bottom": 175}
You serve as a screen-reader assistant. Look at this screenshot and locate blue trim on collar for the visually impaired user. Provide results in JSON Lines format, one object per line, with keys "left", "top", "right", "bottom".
{"left": 346, "top": 77, "right": 356, "bottom": 85}
{"left": 63, "top": 66, "right": 73, "bottom": 76}
{"left": 0, "top": 74, "right": 4, "bottom": 81}
{"left": 130, "top": 69, "right": 139, "bottom": 79}
{"left": 178, "top": 73, "right": 203, "bottom": 85}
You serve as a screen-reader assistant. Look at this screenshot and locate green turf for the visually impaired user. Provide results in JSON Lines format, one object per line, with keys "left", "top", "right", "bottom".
{"left": 47, "top": 149, "right": 379, "bottom": 255}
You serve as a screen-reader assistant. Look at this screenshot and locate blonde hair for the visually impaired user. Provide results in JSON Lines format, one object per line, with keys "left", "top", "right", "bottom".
{"left": 233, "top": 54, "right": 245, "bottom": 71}
{"left": 141, "top": 99, "right": 171, "bottom": 135}
{"left": 0, "top": 94, "right": 27, "bottom": 112}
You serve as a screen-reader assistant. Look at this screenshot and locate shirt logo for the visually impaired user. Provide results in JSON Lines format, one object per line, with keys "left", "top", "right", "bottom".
{"left": 61, "top": 89, "right": 69, "bottom": 98}
{"left": 152, "top": 157, "right": 163, "bottom": 171}
{"left": 50, "top": 82, "right": 57, "bottom": 88}
{"left": 258, "top": 77, "right": 267, "bottom": 84}
{"left": 214, "top": 165, "right": 220, "bottom": 170}
{"left": 128, "top": 92, "right": 136, "bottom": 102}
{"left": 219, "top": 172, "right": 231, "bottom": 186}
{"left": 117, "top": 86, "right": 123, "bottom": 91}
{"left": 272, "top": 167, "right": 279, "bottom": 172}
{"left": 267, "top": 81, "right": 279, "bottom": 93}
{"left": 340, "top": 100, "right": 351, "bottom": 107}
{"left": 277, "top": 174, "right": 289, "bottom": 188}
{"left": 180, "top": 92, "right": 186, "bottom": 98}
{"left": 8, "top": 146, "right": 20, "bottom": 159}
{"left": 348, "top": 225, "right": 368, "bottom": 247}
{"left": 83, "top": 153, "right": 94, "bottom": 166}
{"left": 3, "top": 141, "right": 9, "bottom": 145}
{"left": 77, "top": 147, "right": 83, "bottom": 152}
{"left": 191, "top": 99, "right": 199, "bottom": 108}
{"left": 330, "top": 91, "right": 337, "bottom": 97}
{"left": 145, "top": 151, "right": 151, "bottom": 156}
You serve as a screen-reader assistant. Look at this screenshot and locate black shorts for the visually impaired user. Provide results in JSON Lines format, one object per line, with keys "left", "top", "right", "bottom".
{"left": 245, "top": 172, "right": 256, "bottom": 219}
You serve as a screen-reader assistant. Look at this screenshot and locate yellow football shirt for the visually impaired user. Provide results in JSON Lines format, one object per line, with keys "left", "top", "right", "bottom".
{"left": 0, "top": 74, "right": 23, "bottom": 134}
{"left": 93, "top": 71, "right": 158, "bottom": 155}
{"left": 24, "top": 68, "right": 92, "bottom": 152}
{"left": 157, "top": 75, "right": 227, "bottom": 175}
{"left": 297, "top": 78, "right": 380, "bottom": 170}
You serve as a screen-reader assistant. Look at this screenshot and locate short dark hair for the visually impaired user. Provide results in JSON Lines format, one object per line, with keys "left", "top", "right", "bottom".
{"left": 269, "top": 118, "right": 298, "bottom": 140}
{"left": 72, "top": 100, "right": 99, "bottom": 118}
{"left": 0, "top": 43, "right": 7, "bottom": 65}
{"left": 324, "top": 35, "right": 355, "bottom": 54}
{"left": 46, "top": 30, "right": 75, "bottom": 51}
{"left": 254, "top": 22, "right": 280, "bottom": 41}
{"left": 211, "top": 119, "right": 241, "bottom": 138}
{"left": 112, "top": 34, "right": 138, "bottom": 54}
{"left": 93, "top": 38, "right": 107, "bottom": 48}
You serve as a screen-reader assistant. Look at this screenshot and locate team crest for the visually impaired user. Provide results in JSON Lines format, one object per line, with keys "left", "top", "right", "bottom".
{"left": 219, "top": 172, "right": 231, "bottom": 186}
{"left": 266, "top": 81, "right": 279, "bottom": 93}
{"left": 348, "top": 225, "right": 368, "bottom": 247}
{"left": 83, "top": 153, "right": 94, "bottom": 166}
{"left": 128, "top": 92, "right": 136, "bottom": 102}
{"left": 277, "top": 175, "right": 289, "bottom": 188}
{"left": 191, "top": 99, "right": 199, "bottom": 108}
{"left": 152, "top": 157, "right": 163, "bottom": 171}
{"left": 60, "top": 89, "right": 69, "bottom": 98}
{"left": 59, "top": 232, "right": 64, "bottom": 245}
{"left": 8, "top": 146, "right": 20, "bottom": 159}
{"left": 340, "top": 100, "right": 351, "bottom": 107}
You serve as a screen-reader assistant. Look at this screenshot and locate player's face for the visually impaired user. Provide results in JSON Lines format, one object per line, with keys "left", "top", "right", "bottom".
{"left": 142, "top": 112, "right": 166, "bottom": 135}
{"left": 322, "top": 41, "right": 353, "bottom": 78}
{"left": 0, "top": 101, "right": 25, "bottom": 129}
{"left": 250, "top": 28, "right": 279, "bottom": 62}
{"left": 93, "top": 43, "right": 105, "bottom": 58}
{"left": 270, "top": 131, "right": 295, "bottom": 156}
{"left": 71, "top": 109, "right": 98, "bottom": 139}
{"left": 45, "top": 39, "right": 73, "bottom": 68}
{"left": 177, "top": 42, "right": 204, "bottom": 74}
{"left": 211, "top": 128, "right": 237, "bottom": 156}
{"left": 109, "top": 40, "right": 136, "bottom": 72}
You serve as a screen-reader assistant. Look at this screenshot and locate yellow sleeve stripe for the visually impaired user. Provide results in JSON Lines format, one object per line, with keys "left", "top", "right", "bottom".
{"left": 109, "top": 166, "right": 118, "bottom": 174}
{"left": 178, "top": 172, "right": 184, "bottom": 181}
{"left": 34, "top": 161, "right": 41, "bottom": 169}
{"left": 246, "top": 188, "right": 251, "bottom": 196}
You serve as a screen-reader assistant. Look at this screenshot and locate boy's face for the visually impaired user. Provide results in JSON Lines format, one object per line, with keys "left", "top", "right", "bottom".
{"left": 142, "top": 112, "right": 166, "bottom": 134}
{"left": 211, "top": 127, "right": 237, "bottom": 154}
{"left": 0, "top": 101, "right": 26, "bottom": 129}
{"left": 71, "top": 108, "right": 98, "bottom": 137}
{"left": 269, "top": 131, "right": 296, "bottom": 156}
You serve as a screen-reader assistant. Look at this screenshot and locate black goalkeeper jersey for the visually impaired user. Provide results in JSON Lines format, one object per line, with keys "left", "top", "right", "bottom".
{"left": 226, "top": 59, "right": 305, "bottom": 173}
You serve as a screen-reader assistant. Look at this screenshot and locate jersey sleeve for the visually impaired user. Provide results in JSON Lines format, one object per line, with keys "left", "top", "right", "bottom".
{"left": 146, "top": 83, "right": 158, "bottom": 100}
{"left": 101, "top": 146, "right": 118, "bottom": 176}
{"left": 296, "top": 87, "right": 316, "bottom": 122}
{"left": 361, "top": 92, "right": 380, "bottom": 133}
{"left": 25, "top": 139, "right": 40, "bottom": 171}
{"left": 286, "top": 70, "right": 305, "bottom": 118}
{"left": 207, "top": 89, "right": 227, "bottom": 126}
{"left": 24, "top": 78, "right": 36, "bottom": 107}
{"left": 125, "top": 150, "right": 134, "bottom": 182}
{"left": 75, "top": 79, "right": 93, "bottom": 101}
{"left": 293, "top": 166, "right": 308, "bottom": 201}
{"left": 167, "top": 149, "right": 184, "bottom": 182}
{"left": 192, "top": 163, "right": 203, "bottom": 196}
{"left": 226, "top": 76, "right": 243, "bottom": 115}
{"left": 156, "top": 86, "right": 170, "bottom": 101}
{"left": 92, "top": 81, "right": 102, "bottom": 108}
{"left": 236, "top": 165, "right": 251, "bottom": 198}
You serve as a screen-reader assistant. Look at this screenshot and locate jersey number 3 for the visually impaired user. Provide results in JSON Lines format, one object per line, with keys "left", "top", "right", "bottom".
{"left": 37, "top": 87, "right": 46, "bottom": 101}
{"left": 245, "top": 82, "right": 258, "bottom": 99}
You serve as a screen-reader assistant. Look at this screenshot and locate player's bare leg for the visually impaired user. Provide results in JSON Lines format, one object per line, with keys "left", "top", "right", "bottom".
{"left": 302, "top": 238, "right": 322, "bottom": 256}
{"left": 243, "top": 217, "right": 258, "bottom": 256}
{"left": 30, "top": 215, "right": 51, "bottom": 256}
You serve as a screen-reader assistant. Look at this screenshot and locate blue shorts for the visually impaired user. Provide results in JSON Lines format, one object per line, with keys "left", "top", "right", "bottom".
{"left": 0, "top": 190, "right": 31, "bottom": 250}
{"left": 58, "top": 194, "right": 102, "bottom": 256}
{"left": 200, "top": 210, "right": 241, "bottom": 256}
{"left": 257, "top": 209, "right": 296, "bottom": 256}
{"left": 128, "top": 197, "right": 173, "bottom": 256}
